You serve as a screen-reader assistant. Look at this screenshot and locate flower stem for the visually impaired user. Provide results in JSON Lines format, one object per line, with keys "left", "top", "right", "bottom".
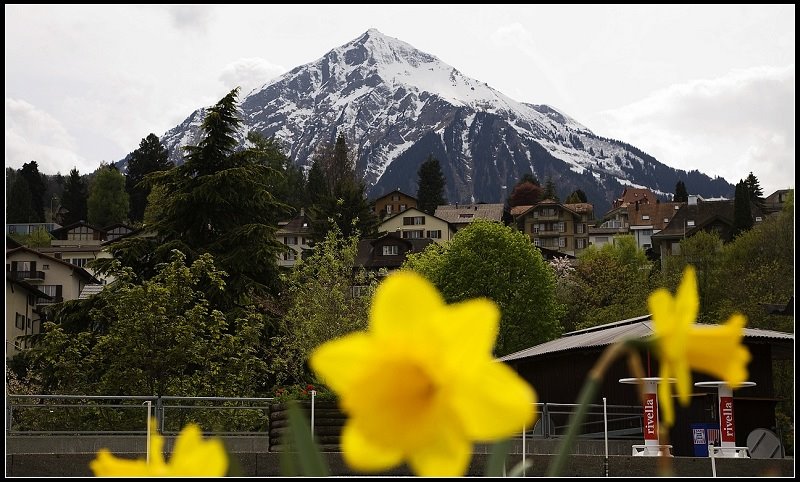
{"left": 546, "top": 340, "right": 631, "bottom": 477}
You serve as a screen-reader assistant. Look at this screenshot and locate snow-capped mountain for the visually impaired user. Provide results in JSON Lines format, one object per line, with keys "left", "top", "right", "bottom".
{"left": 155, "top": 28, "right": 734, "bottom": 213}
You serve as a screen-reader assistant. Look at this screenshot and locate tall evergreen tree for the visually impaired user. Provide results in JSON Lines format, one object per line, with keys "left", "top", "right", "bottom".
{"left": 732, "top": 180, "right": 754, "bottom": 236}
{"left": 744, "top": 171, "right": 764, "bottom": 209}
{"left": 20, "top": 161, "right": 47, "bottom": 222}
{"left": 60, "top": 168, "right": 89, "bottom": 225}
{"left": 88, "top": 164, "right": 130, "bottom": 227}
{"left": 416, "top": 155, "right": 447, "bottom": 215}
{"left": 543, "top": 177, "right": 559, "bottom": 202}
{"left": 565, "top": 189, "right": 588, "bottom": 204}
{"left": 126, "top": 133, "right": 172, "bottom": 223}
{"left": 674, "top": 180, "right": 688, "bottom": 202}
{"left": 305, "top": 161, "right": 327, "bottom": 207}
{"left": 99, "top": 88, "right": 290, "bottom": 301}
{"left": 6, "top": 170, "right": 36, "bottom": 223}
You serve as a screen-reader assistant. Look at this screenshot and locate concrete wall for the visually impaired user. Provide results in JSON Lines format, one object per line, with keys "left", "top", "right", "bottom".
{"left": 5, "top": 436, "right": 793, "bottom": 477}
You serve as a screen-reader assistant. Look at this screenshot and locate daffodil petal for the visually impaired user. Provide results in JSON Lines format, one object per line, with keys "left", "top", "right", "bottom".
{"left": 451, "top": 361, "right": 537, "bottom": 439}
{"left": 90, "top": 449, "right": 152, "bottom": 476}
{"left": 340, "top": 422, "right": 404, "bottom": 472}
{"left": 408, "top": 420, "right": 472, "bottom": 477}
{"left": 167, "top": 424, "right": 228, "bottom": 476}
{"left": 370, "top": 271, "right": 443, "bottom": 338}
{"left": 675, "top": 266, "right": 699, "bottom": 326}
{"left": 310, "top": 333, "right": 375, "bottom": 394}
{"left": 438, "top": 298, "right": 500, "bottom": 358}
{"left": 648, "top": 290, "right": 675, "bottom": 333}
{"left": 658, "top": 366, "right": 675, "bottom": 428}
{"left": 685, "top": 314, "right": 750, "bottom": 385}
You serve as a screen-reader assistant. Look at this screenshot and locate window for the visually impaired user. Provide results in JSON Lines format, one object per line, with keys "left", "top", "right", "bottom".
{"left": 392, "top": 195, "right": 400, "bottom": 201}
{"left": 403, "top": 216, "right": 425, "bottom": 225}
{"left": 558, "top": 237, "right": 566, "bottom": 248}
{"left": 283, "top": 251, "right": 296, "bottom": 261}
{"left": 642, "top": 215, "right": 650, "bottom": 220}
{"left": 42, "top": 264, "right": 50, "bottom": 270}
{"left": 67, "top": 225, "right": 93, "bottom": 241}
{"left": 458, "top": 213, "right": 474, "bottom": 219}
{"left": 576, "top": 238, "right": 588, "bottom": 249}
{"left": 533, "top": 238, "right": 541, "bottom": 247}
{"left": 54, "top": 253, "right": 62, "bottom": 259}
{"left": 402, "top": 230, "right": 423, "bottom": 239}
{"left": 400, "top": 204, "right": 407, "bottom": 211}
{"left": 558, "top": 222, "right": 565, "bottom": 233}
{"left": 15, "top": 313, "right": 25, "bottom": 330}
{"left": 386, "top": 205, "right": 393, "bottom": 214}
{"left": 382, "top": 245, "right": 399, "bottom": 256}
{"left": 427, "top": 230, "right": 441, "bottom": 239}
{"left": 686, "top": 220, "right": 695, "bottom": 227}
{"left": 755, "top": 216, "right": 763, "bottom": 222}
{"left": 664, "top": 218, "right": 669, "bottom": 224}
{"left": 71, "top": 258, "right": 91, "bottom": 268}
{"left": 576, "top": 223, "right": 585, "bottom": 234}
{"left": 284, "top": 236, "right": 298, "bottom": 245}
{"left": 596, "top": 236, "right": 609, "bottom": 243}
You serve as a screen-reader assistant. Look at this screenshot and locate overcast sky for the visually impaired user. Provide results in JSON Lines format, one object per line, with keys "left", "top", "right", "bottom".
{"left": 5, "top": 5, "right": 795, "bottom": 195}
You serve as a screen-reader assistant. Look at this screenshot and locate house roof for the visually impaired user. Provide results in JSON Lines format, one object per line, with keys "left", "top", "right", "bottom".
{"left": 613, "top": 188, "right": 657, "bottom": 208}
{"left": 379, "top": 207, "right": 451, "bottom": 228}
{"left": 563, "top": 202, "right": 593, "bottom": 215}
{"left": 50, "top": 220, "right": 107, "bottom": 238}
{"left": 627, "top": 202, "right": 683, "bottom": 230}
{"left": 102, "top": 223, "right": 135, "bottom": 232}
{"left": 515, "top": 200, "right": 594, "bottom": 219}
{"left": 499, "top": 315, "right": 794, "bottom": 362}
{"left": 354, "top": 233, "right": 433, "bottom": 269}
{"left": 79, "top": 284, "right": 106, "bottom": 299}
{"left": 434, "top": 203, "right": 506, "bottom": 224}
{"left": 372, "top": 188, "right": 418, "bottom": 203}
{"left": 277, "top": 213, "right": 313, "bottom": 234}
{"left": 510, "top": 205, "right": 533, "bottom": 217}
{"left": 650, "top": 199, "right": 750, "bottom": 240}
{"left": 6, "top": 246, "right": 101, "bottom": 284}
{"left": 7, "top": 275, "right": 53, "bottom": 299}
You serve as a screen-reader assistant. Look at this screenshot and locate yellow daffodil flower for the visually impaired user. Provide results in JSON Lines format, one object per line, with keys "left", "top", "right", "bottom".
{"left": 648, "top": 265, "right": 750, "bottom": 427}
{"left": 90, "top": 421, "right": 228, "bottom": 476}
{"left": 310, "top": 270, "right": 537, "bottom": 476}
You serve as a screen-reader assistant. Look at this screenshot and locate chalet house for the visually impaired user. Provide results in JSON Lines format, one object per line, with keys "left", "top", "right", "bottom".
{"left": 590, "top": 202, "right": 683, "bottom": 251}
{"left": 6, "top": 246, "right": 99, "bottom": 355}
{"left": 353, "top": 232, "right": 433, "bottom": 273}
{"left": 6, "top": 276, "right": 51, "bottom": 356}
{"left": 651, "top": 195, "right": 764, "bottom": 265}
{"left": 434, "top": 203, "right": 507, "bottom": 231}
{"left": 612, "top": 187, "right": 658, "bottom": 209}
{"left": 377, "top": 207, "right": 454, "bottom": 245}
{"left": 762, "top": 189, "right": 793, "bottom": 215}
{"left": 103, "top": 223, "right": 136, "bottom": 242}
{"left": 515, "top": 200, "right": 593, "bottom": 256}
{"left": 373, "top": 189, "right": 418, "bottom": 220}
{"left": 276, "top": 210, "right": 313, "bottom": 268}
{"left": 36, "top": 221, "right": 114, "bottom": 284}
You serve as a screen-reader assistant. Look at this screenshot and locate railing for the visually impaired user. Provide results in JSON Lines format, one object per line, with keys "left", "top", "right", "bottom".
{"left": 7, "top": 395, "right": 642, "bottom": 440}
{"left": 9, "top": 271, "right": 45, "bottom": 281}
{"left": 6, "top": 395, "right": 275, "bottom": 436}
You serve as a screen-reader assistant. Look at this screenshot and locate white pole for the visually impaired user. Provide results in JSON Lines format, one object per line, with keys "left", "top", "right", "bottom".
{"left": 710, "top": 443, "right": 717, "bottom": 477}
{"left": 310, "top": 390, "right": 316, "bottom": 440}
{"left": 144, "top": 401, "right": 152, "bottom": 464}
{"left": 522, "top": 423, "right": 526, "bottom": 477}
{"left": 603, "top": 397, "right": 609, "bottom": 476}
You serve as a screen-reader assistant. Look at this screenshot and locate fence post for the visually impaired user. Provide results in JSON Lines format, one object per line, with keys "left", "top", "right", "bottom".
{"left": 156, "top": 396, "right": 164, "bottom": 433}
{"left": 543, "top": 403, "right": 550, "bottom": 438}
{"left": 310, "top": 390, "right": 316, "bottom": 440}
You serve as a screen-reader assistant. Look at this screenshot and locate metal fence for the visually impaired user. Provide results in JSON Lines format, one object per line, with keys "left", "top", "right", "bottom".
{"left": 7, "top": 394, "right": 643, "bottom": 440}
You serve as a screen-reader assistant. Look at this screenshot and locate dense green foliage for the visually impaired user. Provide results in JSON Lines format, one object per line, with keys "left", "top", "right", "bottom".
{"left": 732, "top": 180, "right": 753, "bottom": 236}
{"left": 673, "top": 180, "right": 688, "bottom": 202}
{"left": 557, "top": 236, "right": 653, "bottom": 332}
{"left": 271, "top": 225, "right": 382, "bottom": 385}
{"left": 19, "top": 161, "right": 47, "bottom": 222}
{"left": 87, "top": 164, "right": 130, "bottom": 227}
{"left": 404, "top": 219, "right": 563, "bottom": 355}
{"left": 60, "top": 168, "right": 89, "bottom": 225}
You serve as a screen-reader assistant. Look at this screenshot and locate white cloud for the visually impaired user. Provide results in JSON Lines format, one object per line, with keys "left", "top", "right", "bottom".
{"left": 5, "top": 98, "right": 87, "bottom": 174}
{"left": 590, "top": 66, "right": 795, "bottom": 194}
{"left": 219, "top": 58, "right": 287, "bottom": 96}
{"left": 163, "top": 5, "right": 214, "bottom": 32}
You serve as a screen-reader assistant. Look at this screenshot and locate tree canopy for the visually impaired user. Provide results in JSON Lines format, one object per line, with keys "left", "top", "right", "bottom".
{"left": 88, "top": 164, "right": 130, "bottom": 227}
{"left": 403, "top": 219, "right": 563, "bottom": 355}
{"left": 416, "top": 155, "right": 447, "bottom": 215}
{"left": 125, "top": 133, "right": 172, "bottom": 223}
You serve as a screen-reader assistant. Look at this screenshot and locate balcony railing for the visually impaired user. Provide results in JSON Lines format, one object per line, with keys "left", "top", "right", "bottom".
{"left": 36, "top": 296, "right": 63, "bottom": 305}
{"left": 10, "top": 271, "right": 45, "bottom": 281}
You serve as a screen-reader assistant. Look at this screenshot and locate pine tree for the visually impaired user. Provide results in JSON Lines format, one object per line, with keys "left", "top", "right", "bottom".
{"left": 6, "top": 170, "right": 37, "bottom": 223}
{"left": 88, "top": 164, "right": 130, "bottom": 227}
{"left": 416, "top": 155, "right": 447, "bottom": 215}
{"left": 543, "top": 177, "right": 559, "bottom": 202}
{"left": 305, "top": 161, "right": 327, "bottom": 206}
{"left": 126, "top": 133, "right": 172, "bottom": 223}
{"left": 565, "top": 189, "right": 588, "bottom": 204}
{"left": 674, "top": 180, "right": 688, "bottom": 202}
{"left": 732, "top": 180, "right": 753, "bottom": 236}
{"left": 744, "top": 172, "right": 764, "bottom": 209}
{"left": 20, "top": 161, "right": 47, "bottom": 222}
{"left": 60, "top": 168, "right": 89, "bottom": 225}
